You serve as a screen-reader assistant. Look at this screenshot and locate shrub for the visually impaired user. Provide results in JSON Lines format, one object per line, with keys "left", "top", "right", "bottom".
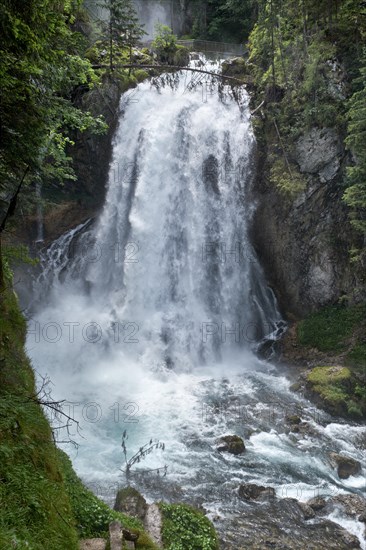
{"left": 160, "top": 502, "right": 218, "bottom": 550}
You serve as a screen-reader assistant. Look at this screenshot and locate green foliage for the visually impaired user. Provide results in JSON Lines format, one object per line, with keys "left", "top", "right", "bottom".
{"left": 344, "top": 54, "right": 366, "bottom": 235}
{"left": 97, "top": 0, "right": 146, "bottom": 70}
{"left": 205, "top": 0, "right": 255, "bottom": 43}
{"left": 306, "top": 365, "right": 365, "bottom": 419}
{"left": 2, "top": 244, "right": 39, "bottom": 282}
{"left": 347, "top": 343, "right": 366, "bottom": 370}
{"left": 297, "top": 304, "right": 366, "bottom": 354}
{"left": 0, "top": 288, "right": 79, "bottom": 549}
{"left": 298, "top": 304, "right": 366, "bottom": 418}
{"left": 151, "top": 24, "right": 189, "bottom": 66}
{"left": 307, "top": 366, "right": 351, "bottom": 385}
{"left": 0, "top": 0, "right": 107, "bottom": 231}
{"left": 160, "top": 502, "right": 218, "bottom": 550}
{"left": 0, "top": 286, "right": 159, "bottom": 549}
{"left": 58, "top": 452, "right": 159, "bottom": 548}
{"left": 269, "top": 156, "right": 306, "bottom": 196}
{"left": 152, "top": 24, "right": 177, "bottom": 62}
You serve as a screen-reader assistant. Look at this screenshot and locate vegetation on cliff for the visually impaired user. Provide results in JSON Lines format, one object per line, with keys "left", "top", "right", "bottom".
{"left": 0, "top": 282, "right": 79, "bottom": 548}
{"left": 305, "top": 366, "right": 365, "bottom": 419}
{"left": 294, "top": 304, "right": 366, "bottom": 418}
{"left": 0, "top": 277, "right": 162, "bottom": 548}
{"left": 0, "top": 0, "right": 155, "bottom": 276}
{"left": 246, "top": 0, "right": 366, "bottom": 240}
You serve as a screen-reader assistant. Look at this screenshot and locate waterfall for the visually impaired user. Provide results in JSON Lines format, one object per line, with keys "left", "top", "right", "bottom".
{"left": 31, "top": 61, "right": 283, "bottom": 371}
{"left": 26, "top": 62, "right": 365, "bottom": 549}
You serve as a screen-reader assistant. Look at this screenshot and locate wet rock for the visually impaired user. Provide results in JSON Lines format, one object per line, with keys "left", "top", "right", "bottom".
{"left": 257, "top": 338, "right": 283, "bottom": 360}
{"left": 114, "top": 487, "right": 148, "bottom": 521}
{"left": 338, "top": 528, "right": 361, "bottom": 548}
{"left": 222, "top": 56, "right": 247, "bottom": 76}
{"left": 217, "top": 496, "right": 357, "bottom": 549}
{"left": 329, "top": 452, "right": 362, "bottom": 479}
{"left": 331, "top": 494, "right": 366, "bottom": 521}
{"left": 325, "top": 59, "right": 347, "bottom": 100}
{"left": 122, "top": 528, "right": 139, "bottom": 542}
{"left": 286, "top": 414, "right": 301, "bottom": 424}
{"left": 297, "top": 501, "right": 316, "bottom": 520}
{"left": 307, "top": 496, "right": 327, "bottom": 511}
{"left": 296, "top": 127, "right": 342, "bottom": 181}
{"left": 238, "top": 483, "right": 275, "bottom": 501}
{"left": 216, "top": 435, "right": 245, "bottom": 455}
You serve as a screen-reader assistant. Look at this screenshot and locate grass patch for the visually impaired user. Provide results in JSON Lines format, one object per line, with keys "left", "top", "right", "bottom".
{"left": 297, "top": 304, "right": 366, "bottom": 354}
{"left": 307, "top": 366, "right": 352, "bottom": 385}
{"left": 347, "top": 343, "right": 366, "bottom": 371}
{"left": 0, "top": 289, "right": 79, "bottom": 549}
{"left": 160, "top": 502, "right": 218, "bottom": 550}
{"left": 306, "top": 366, "right": 365, "bottom": 419}
{"left": 58, "top": 452, "right": 159, "bottom": 549}
{"left": 0, "top": 286, "right": 158, "bottom": 549}
{"left": 298, "top": 303, "right": 366, "bottom": 384}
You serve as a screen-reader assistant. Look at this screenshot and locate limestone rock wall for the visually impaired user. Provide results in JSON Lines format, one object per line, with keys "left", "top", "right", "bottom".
{"left": 251, "top": 125, "right": 364, "bottom": 318}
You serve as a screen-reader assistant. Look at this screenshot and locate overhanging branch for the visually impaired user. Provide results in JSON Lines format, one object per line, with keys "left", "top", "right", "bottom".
{"left": 92, "top": 63, "right": 245, "bottom": 83}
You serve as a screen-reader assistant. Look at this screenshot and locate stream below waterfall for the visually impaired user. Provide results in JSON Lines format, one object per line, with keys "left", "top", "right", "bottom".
{"left": 24, "top": 60, "right": 365, "bottom": 549}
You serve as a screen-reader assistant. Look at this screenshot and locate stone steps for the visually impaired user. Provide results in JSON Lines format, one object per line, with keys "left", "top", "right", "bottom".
{"left": 79, "top": 539, "right": 106, "bottom": 550}
{"left": 79, "top": 521, "right": 138, "bottom": 550}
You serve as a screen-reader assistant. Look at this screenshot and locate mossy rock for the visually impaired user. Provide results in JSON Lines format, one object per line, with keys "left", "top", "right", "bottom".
{"left": 173, "top": 45, "right": 190, "bottom": 66}
{"left": 114, "top": 487, "right": 148, "bottom": 522}
{"left": 297, "top": 304, "right": 366, "bottom": 377}
{"left": 222, "top": 57, "right": 247, "bottom": 77}
{"left": 308, "top": 365, "right": 352, "bottom": 385}
{"left": 328, "top": 452, "right": 362, "bottom": 479}
{"left": 216, "top": 434, "right": 245, "bottom": 455}
{"left": 305, "top": 366, "right": 365, "bottom": 419}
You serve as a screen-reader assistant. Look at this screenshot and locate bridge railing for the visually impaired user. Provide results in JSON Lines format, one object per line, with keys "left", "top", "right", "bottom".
{"left": 176, "top": 40, "right": 246, "bottom": 57}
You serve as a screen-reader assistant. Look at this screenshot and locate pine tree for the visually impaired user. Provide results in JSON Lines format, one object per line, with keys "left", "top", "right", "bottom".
{"left": 98, "top": 0, "right": 146, "bottom": 70}
{"left": 344, "top": 56, "right": 366, "bottom": 235}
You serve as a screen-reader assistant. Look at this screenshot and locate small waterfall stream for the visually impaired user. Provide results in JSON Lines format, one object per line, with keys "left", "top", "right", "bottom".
{"left": 25, "top": 62, "right": 365, "bottom": 548}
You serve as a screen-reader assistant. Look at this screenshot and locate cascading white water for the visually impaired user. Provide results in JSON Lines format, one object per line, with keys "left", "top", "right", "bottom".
{"left": 31, "top": 61, "right": 283, "bottom": 370}
{"left": 26, "top": 62, "right": 365, "bottom": 548}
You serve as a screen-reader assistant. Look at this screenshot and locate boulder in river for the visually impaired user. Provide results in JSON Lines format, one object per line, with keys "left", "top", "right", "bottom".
{"left": 328, "top": 452, "right": 362, "bottom": 479}
{"left": 307, "top": 496, "right": 327, "bottom": 511}
{"left": 330, "top": 494, "right": 366, "bottom": 521}
{"left": 297, "top": 501, "right": 316, "bottom": 520}
{"left": 238, "top": 483, "right": 275, "bottom": 501}
{"left": 221, "top": 56, "right": 247, "bottom": 76}
{"left": 216, "top": 435, "right": 245, "bottom": 455}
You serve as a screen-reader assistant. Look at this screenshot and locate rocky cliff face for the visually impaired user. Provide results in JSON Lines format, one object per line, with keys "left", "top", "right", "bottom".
{"left": 69, "top": 76, "right": 125, "bottom": 208}
{"left": 252, "top": 124, "right": 364, "bottom": 319}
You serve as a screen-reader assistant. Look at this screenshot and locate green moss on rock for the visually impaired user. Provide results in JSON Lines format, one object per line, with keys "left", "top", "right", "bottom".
{"left": 306, "top": 366, "right": 365, "bottom": 419}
